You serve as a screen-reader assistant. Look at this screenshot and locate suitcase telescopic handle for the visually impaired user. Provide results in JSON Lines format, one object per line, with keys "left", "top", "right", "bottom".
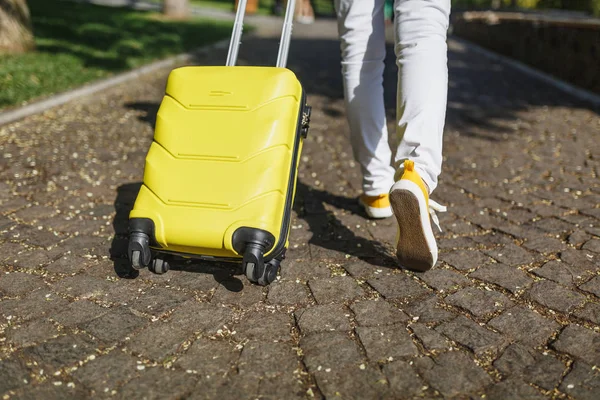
{"left": 225, "top": 0, "right": 298, "bottom": 68}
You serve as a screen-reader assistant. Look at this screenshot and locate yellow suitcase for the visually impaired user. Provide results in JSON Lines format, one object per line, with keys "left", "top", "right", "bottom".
{"left": 127, "top": 0, "right": 310, "bottom": 285}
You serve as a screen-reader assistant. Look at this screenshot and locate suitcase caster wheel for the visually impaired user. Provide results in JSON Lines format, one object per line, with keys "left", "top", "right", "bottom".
{"left": 245, "top": 258, "right": 280, "bottom": 286}
{"left": 261, "top": 259, "right": 280, "bottom": 286}
{"left": 149, "top": 257, "right": 169, "bottom": 274}
{"left": 129, "top": 232, "right": 152, "bottom": 270}
{"left": 131, "top": 250, "right": 142, "bottom": 270}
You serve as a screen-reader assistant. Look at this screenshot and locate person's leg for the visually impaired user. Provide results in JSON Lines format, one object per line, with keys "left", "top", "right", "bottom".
{"left": 389, "top": 0, "right": 450, "bottom": 271}
{"left": 393, "top": 0, "right": 450, "bottom": 192}
{"left": 334, "top": 0, "right": 395, "bottom": 218}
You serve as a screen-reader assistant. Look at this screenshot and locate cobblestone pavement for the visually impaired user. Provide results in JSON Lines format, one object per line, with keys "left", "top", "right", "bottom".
{"left": 1, "top": 13, "right": 600, "bottom": 400}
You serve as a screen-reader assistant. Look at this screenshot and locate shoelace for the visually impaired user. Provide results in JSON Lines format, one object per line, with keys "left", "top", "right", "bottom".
{"left": 429, "top": 199, "right": 447, "bottom": 232}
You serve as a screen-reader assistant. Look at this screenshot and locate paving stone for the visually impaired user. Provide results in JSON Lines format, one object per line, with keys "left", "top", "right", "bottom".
{"left": 52, "top": 275, "right": 114, "bottom": 301}
{"left": 580, "top": 276, "right": 600, "bottom": 297}
{"left": 488, "top": 306, "right": 560, "bottom": 347}
{"left": 405, "top": 296, "right": 456, "bottom": 324}
{"left": 5, "top": 319, "right": 60, "bottom": 348}
{"left": 22, "top": 334, "right": 98, "bottom": 374}
{"left": 175, "top": 338, "right": 239, "bottom": 377}
{"left": 586, "top": 226, "right": 600, "bottom": 237}
{"left": 238, "top": 340, "right": 299, "bottom": 378}
{"left": 559, "top": 361, "right": 600, "bottom": 400}
{"left": 367, "top": 273, "right": 431, "bottom": 301}
{"left": 410, "top": 323, "right": 450, "bottom": 352}
{"left": 528, "top": 280, "right": 586, "bottom": 313}
{"left": 234, "top": 311, "right": 292, "bottom": 342}
{"left": 258, "top": 374, "right": 307, "bottom": 399}
{"left": 342, "top": 260, "right": 382, "bottom": 280}
{"left": 11, "top": 248, "right": 55, "bottom": 270}
{"left": 0, "top": 242, "right": 26, "bottom": 264}
{"left": 267, "top": 280, "right": 310, "bottom": 306}
{"left": 522, "top": 234, "right": 567, "bottom": 254}
{"left": 568, "top": 230, "right": 592, "bottom": 246}
{"left": 0, "top": 358, "right": 32, "bottom": 394}
{"left": 168, "top": 300, "right": 234, "bottom": 335}
{"left": 299, "top": 332, "right": 363, "bottom": 372}
{"left": 57, "top": 236, "right": 109, "bottom": 258}
{"left": 532, "top": 260, "right": 589, "bottom": 286}
{"left": 560, "top": 249, "right": 599, "bottom": 275}
{"left": 49, "top": 300, "right": 109, "bottom": 327}
{"left": 356, "top": 325, "right": 418, "bottom": 362}
{"left": 71, "top": 351, "right": 140, "bottom": 394}
{"left": 9, "top": 381, "right": 90, "bottom": 400}
{"left": 128, "top": 286, "right": 191, "bottom": 317}
{"left": 483, "top": 378, "right": 546, "bottom": 400}
{"left": 128, "top": 321, "right": 191, "bottom": 361}
{"left": 119, "top": 366, "right": 198, "bottom": 400}
{"left": 446, "top": 219, "right": 484, "bottom": 235}
{"left": 530, "top": 217, "right": 575, "bottom": 234}
{"left": 469, "top": 263, "right": 533, "bottom": 293}
{"left": 308, "top": 276, "right": 364, "bottom": 304}
{"left": 296, "top": 304, "right": 351, "bottom": 334}
{"left": 161, "top": 267, "right": 221, "bottom": 293}
{"left": 436, "top": 316, "right": 506, "bottom": 355}
{"left": 279, "top": 259, "right": 330, "bottom": 280}
{"left": 574, "top": 302, "right": 600, "bottom": 325}
{"left": 383, "top": 360, "right": 429, "bottom": 398}
{"left": 439, "top": 249, "right": 493, "bottom": 271}
{"left": 437, "top": 236, "right": 477, "bottom": 251}
{"left": 187, "top": 374, "right": 259, "bottom": 399}
{"left": 211, "top": 278, "right": 265, "bottom": 306}
{"left": 444, "top": 287, "right": 513, "bottom": 318}
{"left": 350, "top": 299, "right": 409, "bottom": 327}
{"left": 44, "top": 255, "right": 96, "bottom": 275}
{"left": 0, "top": 289, "right": 69, "bottom": 323}
{"left": 494, "top": 343, "right": 566, "bottom": 390}
{"left": 79, "top": 307, "right": 148, "bottom": 343}
{"left": 583, "top": 238, "right": 600, "bottom": 253}
{"left": 413, "top": 351, "right": 493, "bottom": 397}
{"left": 314, "top": 365, "right": 391, "bottom": 399}
{"left": 552, "top": 325, "right": 600, "bottom": 366}
{"left": 470, "top": 232, "right": 515, "bottom": 247}
{"left": 418, "top": 269, "right": 471, "bottom": 292}
{"left": 484, "top": 244, "right": 536, "bottom": 267}
{"left": 0, "top": 271, "right": 46, "bottom": 296}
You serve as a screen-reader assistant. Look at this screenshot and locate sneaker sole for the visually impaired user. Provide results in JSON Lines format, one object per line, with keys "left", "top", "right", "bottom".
{"left": 389, "top": 180, "right": 437, "bottom": 272}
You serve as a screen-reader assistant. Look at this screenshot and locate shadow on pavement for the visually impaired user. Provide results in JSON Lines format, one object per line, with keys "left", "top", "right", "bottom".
{"left": 294, "top": 180, "right": 399, "bottom": 268}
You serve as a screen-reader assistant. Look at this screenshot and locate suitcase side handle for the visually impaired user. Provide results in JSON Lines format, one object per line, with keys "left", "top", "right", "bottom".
{"left": 225, "top": 0, "right": 298, "bottom": 68}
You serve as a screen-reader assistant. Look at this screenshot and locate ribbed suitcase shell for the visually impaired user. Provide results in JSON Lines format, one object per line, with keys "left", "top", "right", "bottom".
{"left": 129, "top": 66, "right": 305, "bottom": 259}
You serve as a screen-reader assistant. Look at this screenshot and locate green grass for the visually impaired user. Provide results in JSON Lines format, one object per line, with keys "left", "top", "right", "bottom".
{"left": 0, "top": 0, "right": 234, "bottom": 110}
{"left": 159, "top": 0, "right": 336, "bottom": 16}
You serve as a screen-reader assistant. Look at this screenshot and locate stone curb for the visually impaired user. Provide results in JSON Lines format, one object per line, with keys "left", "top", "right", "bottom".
{"left": 0, "top": 37, "right": 234, "bottom": 127}
{"left": 450, "top": 36, "right": 600, "bottom": 108}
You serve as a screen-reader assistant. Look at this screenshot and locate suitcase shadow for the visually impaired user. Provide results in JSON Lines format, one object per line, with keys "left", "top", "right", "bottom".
{"left": 294, "top": 181, "right": 398, "bottom": 269}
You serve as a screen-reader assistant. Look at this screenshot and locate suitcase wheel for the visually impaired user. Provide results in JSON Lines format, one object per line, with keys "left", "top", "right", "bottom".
{"left": 129, "top": 232, "right": 152, "bottom": 270}
{"left": 242, "top": 245, "right": 281, "bottom": 286}
{"left": 149, "top": 256, "right": 170, "bottom": 275}
{"left": 244, "top": 257, "right": 280, "bottom": 286}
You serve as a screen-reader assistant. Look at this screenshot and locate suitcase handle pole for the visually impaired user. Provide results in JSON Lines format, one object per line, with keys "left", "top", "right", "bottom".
{"left": 276, "top": 0, "right": 297, "bottom": 68}
{"left": 226, "top": 0, "right": 248, "bottom": 66}
{"left": 226, "top": 0, "right": 297, "bottom": 68}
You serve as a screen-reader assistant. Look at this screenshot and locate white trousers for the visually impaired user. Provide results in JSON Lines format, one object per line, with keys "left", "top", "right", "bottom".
{"left": 334, "top": 0, "right": 450, "bottom": 195}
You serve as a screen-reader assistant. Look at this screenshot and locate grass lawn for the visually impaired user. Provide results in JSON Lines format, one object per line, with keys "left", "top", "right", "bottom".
{"left": 0, "top": 0, "right": 234, "bottom": 110}
{"left": 155, "top": 0, "right": 336, "bottom": 16}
